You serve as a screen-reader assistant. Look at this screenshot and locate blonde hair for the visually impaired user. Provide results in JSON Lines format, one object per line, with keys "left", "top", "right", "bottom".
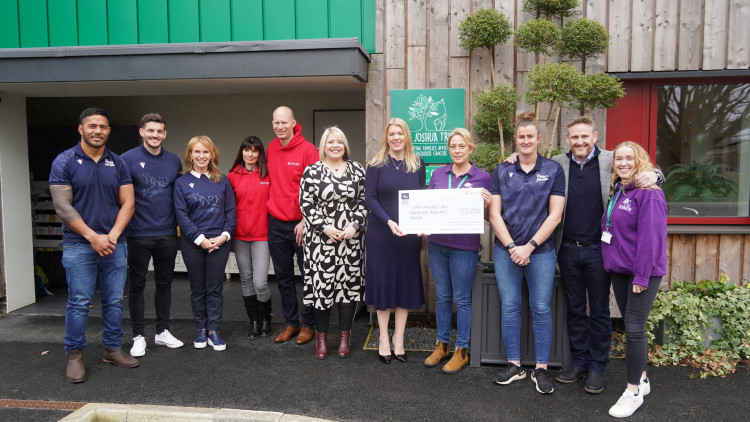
{"left": 610, "top": 141, "right": 656, "bottom": 194}
{"left": 447, "top": 127, "right": 476, "bottom": 151}
{"left": 368, "top": 118, "right": 421, "bottom": 173}
{"left": 184, "top": 135, "right": 221, "bottom": 182}
{"left": 319, "top": 126, "right": 351, "bottom": 161}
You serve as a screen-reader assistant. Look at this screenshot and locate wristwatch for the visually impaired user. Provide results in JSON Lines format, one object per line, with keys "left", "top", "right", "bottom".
{"left": 505, "top": 241, "right": 516, "bottom": 250}
{"left": 351, "top": 221, "right": 360, "bottom": 230}
{"left": 529, "top": 239, "right": 539, "bottom": 249}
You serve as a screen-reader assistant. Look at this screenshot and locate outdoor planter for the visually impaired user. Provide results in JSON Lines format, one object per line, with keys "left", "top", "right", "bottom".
{"left": 469, "top": 262, "right": 570, "bottom": 367}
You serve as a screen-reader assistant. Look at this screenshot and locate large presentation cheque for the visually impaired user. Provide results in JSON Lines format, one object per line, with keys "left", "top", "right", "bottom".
{"left": 398, "top": 188, "right": 484, "bottom": 235}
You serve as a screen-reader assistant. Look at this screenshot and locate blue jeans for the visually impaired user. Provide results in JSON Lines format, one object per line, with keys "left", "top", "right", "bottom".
{"left": 558, "top": 241, "right": 612, "bottom": 373}
{"left": 428, "top": 242, "right": 478, "bottom": 349}
{"left": 493, "top": 246, "right": 556, "bottom": 364}
{"left": 62, "top": 242, "right": 128, "bottom": 352}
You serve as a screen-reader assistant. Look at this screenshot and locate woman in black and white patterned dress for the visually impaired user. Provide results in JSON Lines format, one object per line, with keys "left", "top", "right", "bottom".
{"left": 300, "top": 126, "right": 367, "bottom": 360}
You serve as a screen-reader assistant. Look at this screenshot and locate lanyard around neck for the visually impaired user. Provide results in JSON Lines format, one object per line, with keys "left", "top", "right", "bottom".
{"left": 605, "top": 184, "right": 623, "bottom": 231}
{"left": 449, "top": 172, "right": 469, "bottom": 189}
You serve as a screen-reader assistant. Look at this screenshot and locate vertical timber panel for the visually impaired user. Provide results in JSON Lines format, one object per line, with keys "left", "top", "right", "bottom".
{"left": 362, "top": 0, "right": 377, "bottom": 53}
{"left": 138, "top": 0, "right": 169, "bottom": 44}
{"left": 168, "top": 0, "right": 200, "bottom": 43}
{"left": 107, "top": 0, "right": 137, "bottom": 45}
{"left": 743, "top": 235, "right": 750, "bottom": 285}
{"left": 48, "top": 0, "right": 78, "bottom": 47}
{"left": 366, "top": 53, "right": 385, "bottom": 161}
{"left": 450, "top": 0, "right": 471, "bottom": 126}
{"left": 0, "top": 0, "right": 20, "bottom": 47}
{"left": 630, "top": 0, "right": 655, "bottom": 71}
{"left": 199, "top": 0, "right": 231, "bottom": 42}
{"left": 718, "top": 235, "right": 742, "bottom": 285}
{"left": 727, "top": 0, "right": 750, "bottom": 68}
{"left": 653, "top": 0, "right": 678, "bottom": 70}
{"left": 585, "top": 0, "right": 607, "bottom": 73}
{"left": 385, "top": 0, "right": 405, "bottom": 118}
{"left": 406, "top": 0, "right": 426, "bottom": 89}
{"left": 18, "top": 0, "right": 48, "bottom": 47}
{"left": 677, "top": 0, "right": 704, "bottom": 70}
{"left": 702, "top": 0, "right": 728, "bottom": 70}
{"left": 694, "top": 234, "right": 719, "bottom": 282}
{"left": 231, "top": 0, "right": 264, "bottom": 41}
{"left": 428, "top": 0, "right": 450, "bottom": 89}
{"left": 607, "top": 0, "right": 631, "bottom": 72}
{"left": 670, "top": 234, "right": 694, "bottom": 283}
{"left": 664, "top": 234, "right": 673, "bottom": 288}
{"left": 494, "top": 0, "right": 515, "bottom": 85}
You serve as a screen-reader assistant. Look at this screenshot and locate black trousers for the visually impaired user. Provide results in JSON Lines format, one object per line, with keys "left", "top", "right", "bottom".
{"left": 180, "top": 237, "right": 231, "bottom": 331}
{"left": 127, "top": 235, "right": 178, "bottom": 336}
{"left": 268, "top": 216, "right": 315, "bottom": 327}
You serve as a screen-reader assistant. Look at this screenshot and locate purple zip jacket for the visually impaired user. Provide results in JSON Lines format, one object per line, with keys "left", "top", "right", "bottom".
{"left": 601, "top": 183, "right": 668, "bottom": 287}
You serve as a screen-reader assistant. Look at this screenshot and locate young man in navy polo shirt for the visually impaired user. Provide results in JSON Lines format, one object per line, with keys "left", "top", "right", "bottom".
{"left": 121, "top": 113, "right": 184, "bottom": 357}
{"left": 49, "top": 107, "right": 138, "bottom": 383}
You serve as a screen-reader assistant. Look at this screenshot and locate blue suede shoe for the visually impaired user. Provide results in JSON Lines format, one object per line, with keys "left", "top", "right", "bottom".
{"left": 194, "top": 329, "right": 207, "bottom": 349}
{"left": 207, "top": 331, "right": 226, "bottom": 351}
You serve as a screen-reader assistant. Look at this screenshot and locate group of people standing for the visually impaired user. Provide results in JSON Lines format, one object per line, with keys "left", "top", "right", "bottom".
{"left": 50, "top": 105, "right": 666, "bottom": 418}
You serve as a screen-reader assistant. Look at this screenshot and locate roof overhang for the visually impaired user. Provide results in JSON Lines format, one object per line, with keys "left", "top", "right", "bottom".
{"left": 0, "top": 38, "right": 370, "bottom": 96}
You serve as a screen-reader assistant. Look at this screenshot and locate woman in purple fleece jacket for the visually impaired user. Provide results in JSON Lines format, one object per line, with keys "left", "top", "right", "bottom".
{"left": 601, "top": 141, "right": 667, "bottom": 418}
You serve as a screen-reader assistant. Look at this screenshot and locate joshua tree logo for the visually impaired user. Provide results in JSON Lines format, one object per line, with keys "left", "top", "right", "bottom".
{"left": 407, "top": 94, "right": 448, "bottom": 132}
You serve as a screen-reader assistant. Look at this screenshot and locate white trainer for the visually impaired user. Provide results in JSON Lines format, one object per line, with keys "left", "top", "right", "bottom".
{"left": 639, "top": 377, "right": 651, "bottom": 396}
{"left": 608, "top": 390, "right": 644, "bottom": 418}
{"left": 154, "top": 329, "right": 184, "bottom": 349}
{"left": 130, "top": 335, "right": 146, "bottom": 357}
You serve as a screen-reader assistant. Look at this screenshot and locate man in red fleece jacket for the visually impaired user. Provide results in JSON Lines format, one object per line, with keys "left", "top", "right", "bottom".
{"left": 266, "top": 106, "right": 319, "bottom": 345}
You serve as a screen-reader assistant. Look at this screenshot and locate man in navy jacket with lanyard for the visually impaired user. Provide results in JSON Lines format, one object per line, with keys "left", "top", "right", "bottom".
{"left": 121, "top": 113, "right": 184, "bottom": 357}
{"left": 49, "top": 107, "right": 138, "bottom": 383}
{"left": 552, "top": 117, "right": 658, "bottom": 393}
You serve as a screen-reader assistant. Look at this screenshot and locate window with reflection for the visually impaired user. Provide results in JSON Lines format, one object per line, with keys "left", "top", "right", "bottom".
{"left": 656, "top": 83, "right": 750, "bottom": 218}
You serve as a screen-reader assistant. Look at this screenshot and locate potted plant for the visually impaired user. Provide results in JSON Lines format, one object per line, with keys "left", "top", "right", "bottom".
{"left": 646, "top": 275, "right": 750, "bottom": 377}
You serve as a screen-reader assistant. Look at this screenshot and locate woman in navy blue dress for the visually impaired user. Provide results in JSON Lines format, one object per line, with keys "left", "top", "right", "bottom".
{"left": 365, "top": 117, "right": 426, "bottom": 364}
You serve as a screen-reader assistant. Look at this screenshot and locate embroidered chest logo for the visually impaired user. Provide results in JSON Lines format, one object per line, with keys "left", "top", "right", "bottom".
{"left": 139, "top": 162, "right": 146, "bottom": 168}
{"left": 77, "top": 159, "right": 83, "bottom": 165}
{"left": 287, "top": 162, "right": 301, "bottom": 166}
{"left": 536, "top": 174, "right": 549, "bottom": 182}
{"left": 619, "top": 198, "right": 632, "bottom": 212}
{"left": 104, "top": 159, "right": 115, "bottom": 167}
{"left": 464, "top": 182, "right": 473, "bottom": 188}
{"left": 189, "top": 183, "right": 195, "bottom": 189}
{"left": 508, "top": 172, "right": 514, "bottom": 178}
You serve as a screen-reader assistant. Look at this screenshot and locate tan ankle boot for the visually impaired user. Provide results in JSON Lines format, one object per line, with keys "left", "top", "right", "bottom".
{"left": 424, "top": 341, "right": 451, "bottom": 367}
{"left": 441, "top": 347, "right": 469, "bottom": 374}
{"left": 66, "top": 350, "right": 86, "bottom": 383}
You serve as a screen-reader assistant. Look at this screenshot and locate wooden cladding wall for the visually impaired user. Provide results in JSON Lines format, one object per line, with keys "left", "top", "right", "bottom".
{"left": 0, "top": 0, "right": 376, "bottom": 52}
{"left": 667, "top": 233, "right": 749, "bottom": 286}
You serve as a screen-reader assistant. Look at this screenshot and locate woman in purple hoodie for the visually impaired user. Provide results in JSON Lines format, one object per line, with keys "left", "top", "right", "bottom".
{"left": 601, "top": 141, "right": 667, "bottom": 418}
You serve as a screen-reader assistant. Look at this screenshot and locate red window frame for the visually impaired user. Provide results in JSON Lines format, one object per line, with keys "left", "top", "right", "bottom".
{"left": 607, "top": 76, "right": 750, "bottom": 225}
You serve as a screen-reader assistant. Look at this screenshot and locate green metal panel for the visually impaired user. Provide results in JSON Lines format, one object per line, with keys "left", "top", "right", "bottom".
{"left": 231, "top": 0, "right": 264, "bottom": 41}
{"left": 47, "top": 0, "right": 78, "bottom": 47}
{"left": 77, "top": 0, "right": 108, "bottom": 46}
{"left": 329, "top": 0, "right": 361, "bottom": 40}
{"left": 0, "top": 0, "right": 20, "bottom": 48}
{"left": 296, "top": 0, "right": 328, "bottom": 40}
{"left": 169, "top": 0, "right": 200, "bottom": 43}
{"left": 199, "top": 0, "right": 231, "bottom": 42}
{"left": 138, "top": 0, "right": 169, "bottom": 44}
{"left": 361, "top": 0, "right": 375, "bottom": 53}
{"left": 263, "top": 0, "right": 295, "bottom": 40}
{"left": 107, "top": 0, "right": 138, "bottom": 45}
{"left": 18, "top": 0, "right": 48, "bottom": 47}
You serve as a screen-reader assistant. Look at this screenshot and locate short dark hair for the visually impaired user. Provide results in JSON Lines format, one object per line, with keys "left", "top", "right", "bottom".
{"left": 140, "top": 112, "right": 165, "bottom": 128}
{"left": 79, "top": 107, "right": 109, "bottom": 125}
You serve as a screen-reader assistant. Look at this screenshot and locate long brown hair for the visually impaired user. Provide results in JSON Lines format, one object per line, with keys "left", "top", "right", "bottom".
{"left": 184, "top": 136, "right": 221, "bottom": 182}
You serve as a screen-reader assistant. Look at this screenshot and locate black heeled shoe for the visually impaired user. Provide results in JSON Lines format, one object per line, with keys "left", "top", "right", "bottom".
{"left": 393, "top": 352, "right": 407, "bottom": 363}
{"left": 378, "top": 352, "right": 393, "bottom": 364}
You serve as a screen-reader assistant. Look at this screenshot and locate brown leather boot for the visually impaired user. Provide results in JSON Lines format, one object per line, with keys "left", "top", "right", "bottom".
{"left": 65, "top": 350, "right": 86, "bottom": 383}
{"left": 274, "top": 326, "right": 300, "bottom": 343}
{"left": 424, "top": 341, "right": 451, "bottom": 367}
{"left": 102, "top": 348, "right": 140, "bottom": 368}
{"left": 441, "top": 347, "right": 469, "bottom": 374}
{"left": 315, "top": 331, "right": 328, "bottom": 359}
{"left": 296, "top": 326, "right": 314, "bottom": 345}
{"left": 338, "top": 330, "right": 351, "bottom": 358}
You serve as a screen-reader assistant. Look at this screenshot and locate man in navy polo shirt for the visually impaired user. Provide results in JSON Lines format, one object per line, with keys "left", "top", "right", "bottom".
{"left": 121, "top": 113, "right": 184, "bottom": 357}
{"left": 552, "top": 117, "right": 658, "bottom": 394}
{"left": 49, "top": 107, "right": 138, "bottom": 383}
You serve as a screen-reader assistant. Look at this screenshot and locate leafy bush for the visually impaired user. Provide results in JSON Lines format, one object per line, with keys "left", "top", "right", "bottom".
{"left": 522, "top": 0, "right": 579, "bottom": 20}
{"left": 472, "top": 143, "right": 511, "bottom": 174}
{"left": 458, "top": 8, "right": 513, "bottom": 52}
{"left": 473, "top": 83, "right": 519, "bottom": 144}
{"left": 646, "top": 275, "right": 750, "bottom": 377}
{"left": 557, "top": 18, "right": 609, "bottom": 62}
{"left": 516, "top": 19, "right": 560, "bottom": 56}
